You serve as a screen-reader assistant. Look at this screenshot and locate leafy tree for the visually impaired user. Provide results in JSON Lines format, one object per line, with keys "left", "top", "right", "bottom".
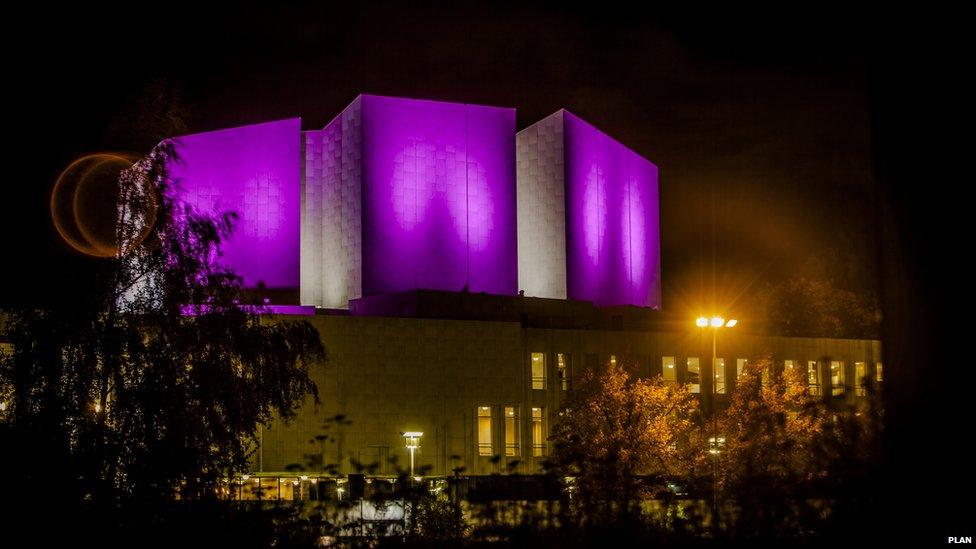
{"left": 0, "top": 139, "right": 323, "bottom": 542}
{"left": 813, "top": 377, "right": 884, "bottom": 541}
{"left": 758, "top": 277, "right": 880, "bottom": 338}
{"left": 709, "top": 355, "right": 828, "bottom": 540}
{"left": 548, "top": 358, "right": 698, "bottom": 529}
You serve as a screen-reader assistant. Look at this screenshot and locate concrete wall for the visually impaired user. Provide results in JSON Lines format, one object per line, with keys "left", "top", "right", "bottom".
{"left": 516, "top": 111, "right": 568, "bottom": 300}
{"left": 301, "top": 97, "right": 363, "bottom": 309}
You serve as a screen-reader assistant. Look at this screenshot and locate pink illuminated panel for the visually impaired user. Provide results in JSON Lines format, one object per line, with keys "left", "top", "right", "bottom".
{"left": 563, "top": 111, "right": 660, "bottom": 308}
{"left": 169, "top": 118, "right": 302, "bottom": 290}
{"left": 360, "top": 95, "right": 517, "bottom": 297}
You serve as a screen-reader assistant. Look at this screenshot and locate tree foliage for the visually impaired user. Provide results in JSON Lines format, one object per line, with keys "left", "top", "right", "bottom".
{"left": 544, "top": 354, "right": 883, "bottom": 544}
{"left": 716, "top": 356, "right": 827, "bottom": 492}
{"left": 759, "top": 276, "right": 880, "bottom": 338}
{"left": 548, "top": 359, "right": 698, "bottom": 526}
{"left": 0, "top": 141, "right": 324, "bottom": 522}
{"left": 709, "top": 355, "right": 828, "bottom": 539}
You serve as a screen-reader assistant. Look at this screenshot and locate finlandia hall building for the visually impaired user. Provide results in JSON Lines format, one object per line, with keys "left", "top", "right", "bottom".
{"left": 168, "top": 94, "right": 881, "bottom": 497}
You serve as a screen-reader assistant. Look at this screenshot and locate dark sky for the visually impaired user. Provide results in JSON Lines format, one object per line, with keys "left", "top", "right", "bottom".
{"left": 2, "top": 4, "right": 876, "bottom": 315}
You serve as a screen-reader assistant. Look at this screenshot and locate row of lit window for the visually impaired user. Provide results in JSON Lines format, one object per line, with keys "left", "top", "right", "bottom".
{"left": 670, "top": 356, "right": 882, "bottom": 396}
{"left": 477, "top": 405, "right": 546, "bottom": 457}
{"left": 528, "top": 351, "right": 882, "bottom": 397}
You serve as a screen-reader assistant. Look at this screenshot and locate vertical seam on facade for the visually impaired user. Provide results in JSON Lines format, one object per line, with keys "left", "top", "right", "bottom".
{"left": 627, "top": 154, "right": 633, "bottom": 305}
{"left": 465, "top": 106, "right": 470, "bottom": 289}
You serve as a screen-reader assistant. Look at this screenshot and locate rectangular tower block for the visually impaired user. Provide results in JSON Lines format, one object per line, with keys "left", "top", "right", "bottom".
{"left": 170, "top": 118, "right": 302, "bottom": 290}
{"left": 303, "top": 95, "right": 518, "bottom": 308}
{"left": 517, "top": 110, "right": 660, "bottom": 308}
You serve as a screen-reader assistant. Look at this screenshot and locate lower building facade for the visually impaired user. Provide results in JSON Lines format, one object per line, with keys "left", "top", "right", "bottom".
{"left": 254, "top": 292, "right": 882, "bottom": 480}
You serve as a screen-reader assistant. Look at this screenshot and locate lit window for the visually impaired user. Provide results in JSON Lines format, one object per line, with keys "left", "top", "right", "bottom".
{"left": 714, "top": 358, "right": 726, "bottom": 394}
{"left": 609, "top": 355, "right": 617, "bottom": 367}
{"left": 687, "top": 357, "right": 700, "bottom": 393}
{"left": 784, "top": 359, "right": 796, "bottom": 371}
{"left": 532, "top": 407, "right": 546, "bottom": 457}
{"left": 557, "top": 353, "right": 570, "bottom": 391}
{"left": 531, "top": 353, "right": 546, "bottom": 390}
{"left": 876, "top": 362, "right": 883, "bottom": 383}
{"left": 807, "top": 361, "right": 821, "bottom": 396}
{"left": 855, "top": 362, "right": 867, "bottom": 396}
{"left": 662, "top": 356, "right": 676, "bottom": 384}
{"left": 478, "top": 406, "right": 493, "bottom": 456}
{"left": 736, "top": 358, "right": 747, "bottom": 380}
{"left": 831, "top": 361, "right": 845, "bottom": 396}
{"left": 504, "top": 406, "right": 520, "bottom": 456}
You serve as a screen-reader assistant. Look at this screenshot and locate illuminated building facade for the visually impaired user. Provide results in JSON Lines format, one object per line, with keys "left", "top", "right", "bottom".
{"left": 301, "top": 95, "right": 518, "bottom": 308}
{"left": 165, "top": 95, "right": 881, "bottom": 485}
{"left": 171, "top": 95, "right": 659, "bottom": 309}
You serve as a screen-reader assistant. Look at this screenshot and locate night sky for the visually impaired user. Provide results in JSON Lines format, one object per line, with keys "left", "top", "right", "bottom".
{"left": 2, "top": 4, "right": 876, "bottom": 314}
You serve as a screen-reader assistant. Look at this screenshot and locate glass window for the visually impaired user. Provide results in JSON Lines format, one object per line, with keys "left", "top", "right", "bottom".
{"left": 478, "top": 406, "right": 493, "bottom": 456}
{"left": 662, "top": 356, "right": 677, "bottom": 384}
{"left": 831, "top": 360, "right": 845, "bottom": 396}
{"left": 736, "top": 358, "right": 748, "bottom": 380}
{"left": 531, "top": 352, "right": 546, "bottom": 390}
{"left": 504, "top": 406, "right": 520, "bottom": 456}
{"left": 609, "top": 355, "right": 617, "bottom": 367}
{"left": 532, "top": 407, "right": 546, "bottom": 457}
{"left": 687, "top": 357, "right": 700, "bottom": 393}
{"left": 784, "top": 359, "right": 796, "bottom": 371}
{"left": 714, "top": 358, "right": 726, "bottom": 394}
{"left": 557, "top": 353, "right": 570, "bottom": 391}
{"left": 808, "top": 361, "right": 821, "bottom": 395}
{"left": 855, "top": 362, "right": 867, "bottom": 396}
{"left": 876, "top": 362, "right": 883, "bottom": 383}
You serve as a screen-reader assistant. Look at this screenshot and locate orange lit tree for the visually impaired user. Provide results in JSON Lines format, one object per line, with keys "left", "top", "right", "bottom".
{"left": 710, "top": 355, "right": 828, "bottom": 540}
{"left": 548, "top": 358, "right": 698, "bottom": 529}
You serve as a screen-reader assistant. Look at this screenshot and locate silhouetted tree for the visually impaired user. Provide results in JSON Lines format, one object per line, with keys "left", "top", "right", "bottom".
{"left": 0, "top": 139, "right": 323, "bottom": 545}
{"left": 759, "top": 277, "right": 880, "bottom": 338}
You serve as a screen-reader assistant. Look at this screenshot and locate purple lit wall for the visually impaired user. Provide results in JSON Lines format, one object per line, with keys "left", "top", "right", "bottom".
{"left": 563, "top": 111, "right": 660, "bottom": 308}
{"left": 360, "top": 95, "right": 518, "bottom": 297}
{"left": 165, "top": 99, "right": 654, "bottom": 311}
{"left": 170, "top": 118, "right": 302, "bottom": 290}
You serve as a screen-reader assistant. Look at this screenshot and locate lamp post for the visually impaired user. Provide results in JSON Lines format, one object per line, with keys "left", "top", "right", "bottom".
{"left": 402, "top": 432, "right": 423, "bottom": 479}
{"left": 696, "top": 315, "right": 736, "bottom": 538}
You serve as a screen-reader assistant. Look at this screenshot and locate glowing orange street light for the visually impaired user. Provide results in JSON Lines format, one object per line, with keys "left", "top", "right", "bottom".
{"left": 695, "top": 314, "right": 737, "bottom": 534}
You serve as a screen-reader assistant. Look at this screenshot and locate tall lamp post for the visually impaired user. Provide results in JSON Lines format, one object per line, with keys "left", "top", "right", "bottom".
{"left": 696, "top": 315, "right": 736, "bottom": 537}
{"left": 402, "top": 432, "right": 423, "bottom": 479}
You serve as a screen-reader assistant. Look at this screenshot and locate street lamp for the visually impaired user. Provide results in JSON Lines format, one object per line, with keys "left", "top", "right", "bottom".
{"left": 402, "top": 432, "right": 423, "bottom": 478}
{"left": 696, "top": 315, "right": 736, "bottom": 536}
